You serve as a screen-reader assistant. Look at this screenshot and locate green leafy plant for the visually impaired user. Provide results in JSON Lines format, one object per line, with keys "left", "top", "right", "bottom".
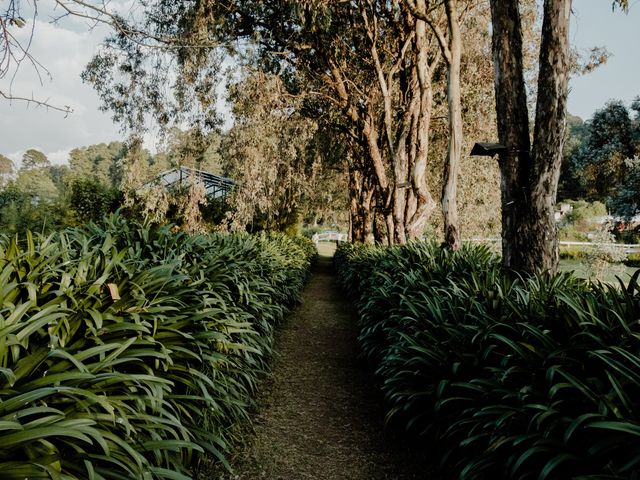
{"left": 0, "top": 215, "right": 316, "bottom": 479}
{"left": 337, "top": 241, "right": 640, "bottom": 479}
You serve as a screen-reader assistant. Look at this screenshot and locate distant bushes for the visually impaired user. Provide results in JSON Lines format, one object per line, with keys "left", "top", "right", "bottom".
{"left": 69, "top": 177, "right": 123, "bottom": 222}
{"left": 0, "top": 215, "right": 315, "bottom": 479}
{"left": 625, "top": 252, "right": 640, "bottom": 268}
{"left": 557, "top": 200, "right": 607, "bottom": 241}
{"left": 336, "top": 241, "right": 640, "bottom": 479}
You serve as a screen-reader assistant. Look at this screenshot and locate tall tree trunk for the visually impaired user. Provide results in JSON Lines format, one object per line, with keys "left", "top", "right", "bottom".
{"left": 348, "top": 167, "right": 364, "bottom": 242}
{"left": 348, "top": 167, "right": 366, "bottom": 243}
{"left": 347, "top": 165, "right": 377, "bottom": 244}
{"left": 373, "top": 209, "right": 388, "bottom": 244}
{"left": 362, "top": 179, "right": 376, "bottom": 244}
{"left": 385, "top": 213, "right": 396, "bottom": 245}
{"left": 528, "top": 0, "right": 571, "bottom": 272}
{"left": 441, "top": 0, "right": 463, "bottom": 250}
{"left": 393, "top": 136, "right": 410, "bottom": 244}
{"left": 406, "top": 2, "right": 438, "bottom": 239}
{"left": 490, "top": 0, "right": 570, "bottom": 274}
{"left": 489, "top": 0, "right": 533, "bottom": 270}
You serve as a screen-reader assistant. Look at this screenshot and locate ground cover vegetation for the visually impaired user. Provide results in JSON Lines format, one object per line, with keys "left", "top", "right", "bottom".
{"left": 336, "top": 241, "right": 640, "bottom": 479}
{"left": 0, "top": 214, "right": 316, "bottom": 479}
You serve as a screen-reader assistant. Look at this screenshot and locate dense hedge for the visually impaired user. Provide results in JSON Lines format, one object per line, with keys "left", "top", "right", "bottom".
{"left": 336, "top": 241, "right": 640, "bottom": 479}
{"left": 0, "top": 215, "right": 315, "bottom": 479}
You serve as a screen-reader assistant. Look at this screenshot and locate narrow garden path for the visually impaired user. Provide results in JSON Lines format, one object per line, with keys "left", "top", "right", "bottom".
{"left": 220, "top": 243, "right": 434, "bottom": 480}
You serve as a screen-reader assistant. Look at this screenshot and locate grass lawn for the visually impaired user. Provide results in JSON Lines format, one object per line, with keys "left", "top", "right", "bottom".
{"left": 316, "top": 241, "right": 338, "bottom": 257}
{"left": 559, "top": 259, "right": 639, "bottom": 285}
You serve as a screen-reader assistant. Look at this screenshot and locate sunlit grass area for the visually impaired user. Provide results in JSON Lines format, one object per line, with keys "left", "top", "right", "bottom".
{"left": 316, "top": 241, "right": 338, "bottom": 257}
{"left": 559, "top": 259, "right": 639, "bottom": 284}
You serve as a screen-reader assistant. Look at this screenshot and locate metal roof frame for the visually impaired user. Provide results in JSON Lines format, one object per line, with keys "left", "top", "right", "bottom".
{"left": 154, "top": 166, "right": 234, "bottom": 199}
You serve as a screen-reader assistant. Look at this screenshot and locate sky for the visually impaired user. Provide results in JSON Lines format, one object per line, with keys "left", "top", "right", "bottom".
{"left": 568, "top": 1, "right": 640, "bottom": 120}
{"left": 0, "top": 2, "right": 124, "bottom": 165}
{"left": 0, "top": 1, "right": 639, "bottom": 166}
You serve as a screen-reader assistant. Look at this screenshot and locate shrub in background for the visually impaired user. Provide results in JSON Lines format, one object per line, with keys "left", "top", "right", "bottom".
{"left": 581, "top": 223, "right": 628, "bottom": 279}
{"left": 69, "top": 177, "right": 122, "bottom": 222}
{"left": 557, "top": 200, "right": 607, "bottom": 241}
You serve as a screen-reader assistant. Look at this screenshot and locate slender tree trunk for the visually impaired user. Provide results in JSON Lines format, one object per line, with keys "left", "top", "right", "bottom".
{"left": 528, "top": 0, "right": 571, "bottom": 272}
{"left": 441, "top": 0, "right": 463, "bottom": 250}
{"left": 348, "top": 167, "right": 365, "bottom": 242}
{"left": 362, "top": 180, "right": 376, "bottom": 244}
{"left": 347, "top": 165, "right": 377, "bottom": 244}
{"left": 374, "top": 209, "right": 388, "bottom": 244}
{"left": 385, "top": 213, "right": 396, "bottom": 245}
{"left": 490, "top": 0, "right": 570, "bottom": 274}
{"left": 393, "top": 138, "right": 410, "bottom": 244}
{"left": 489, "top": 0, "right": 532, "bottom": 270}
{"left": 406, "top": 3, "right": 438, "bottom": 239}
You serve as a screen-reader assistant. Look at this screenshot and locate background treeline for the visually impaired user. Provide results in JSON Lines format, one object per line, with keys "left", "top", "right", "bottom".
{"left": 2, "top": 92, "right": 638, "bottom": 245}
{"left": 0, "top": 129, "right": 227, "bottom": 235}
{"left": 559, "top": 97, "right": 640, "bottom": 219}
{"left": 0, "top": 117, "right": 350, "bottom": 237}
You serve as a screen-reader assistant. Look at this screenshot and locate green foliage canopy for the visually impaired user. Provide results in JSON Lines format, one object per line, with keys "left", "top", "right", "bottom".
{"left": 21, "top": 149, "right": 49, "bottom": 170}
{"left": 69, "top": 177, "right": 121, "bottom": 222}
{"left": 68, "top": 141, "right": 127, "bottom": 188}
{"left": 0, "top": 154, "right": 13, "bottom": 175}
{"left": 560, "top": 98, "right": 640, "bottom": 202}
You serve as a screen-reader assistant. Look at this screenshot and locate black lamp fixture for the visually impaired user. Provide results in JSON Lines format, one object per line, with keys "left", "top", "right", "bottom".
{"left": 470, "top": 142, "right": 508, "bottom": 157}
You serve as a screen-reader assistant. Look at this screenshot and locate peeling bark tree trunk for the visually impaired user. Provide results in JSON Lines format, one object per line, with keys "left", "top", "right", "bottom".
{"left": 490, "top": 0, "right": 570, "bottom": 274}
{"left": 358, "top": 1, "right": 440, "bottom": 245}
{"left": 407, "top": 0, "right": 459, "bottom": 247}
{"left": 405, "top": 1, "right": 439, "bottom": 240}
{"left": 348, "top": 168, "right": 364, "bottom": 243}
{"left": 347, "top": 165, "right": 376, "bottom": 244}
{"left": 441, "top": 0, "right": 463, "bottom": 250}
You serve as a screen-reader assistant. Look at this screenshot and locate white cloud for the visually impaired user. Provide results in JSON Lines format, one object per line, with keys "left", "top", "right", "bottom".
{"left": 47, "top": 148, "right": 72, "bottom": 165}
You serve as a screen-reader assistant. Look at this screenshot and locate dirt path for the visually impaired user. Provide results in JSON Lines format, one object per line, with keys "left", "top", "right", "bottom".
{"left": 219, "top": 243, "right": 434, "bottom": 480}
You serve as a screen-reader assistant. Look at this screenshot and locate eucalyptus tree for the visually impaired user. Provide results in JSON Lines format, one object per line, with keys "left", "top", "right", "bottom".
{"left": 407, "top": 0, "right": 467, "bottom": 250}
{"left": 0, "top": 154, "right": 14, "bottom": 177}
{"left": 21, "top": 148, "right": 49, "bottom": 170}
{"left": 79, "top": 1, "right": 445, "bottom": 243}
{"left": 489, "top": 0, "right": 629, "bottom": 274}
{"left": 161, "top": 128, "right": 225, "bottom": 175}
{"left": 9, "top": 1, "right": 494, "bottom": 244}
{"left": 353, "top": 1, "right": 442, "bottom": 244}
{"left": 223, "top": 71, "right": 319, "bottom": 233}
{"left": 0, "top": 154, "right": 15, "bottom": 190}
{"left": 68, "top": 141, "right": 128, "bottom": 188}
{"left": 81, "top": 2, "right": 225, "bottom": 134}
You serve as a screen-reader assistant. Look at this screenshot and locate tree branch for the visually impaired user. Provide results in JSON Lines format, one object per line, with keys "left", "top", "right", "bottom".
{"left": 0, "top": 89, "right": 73, "bottom": 115}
